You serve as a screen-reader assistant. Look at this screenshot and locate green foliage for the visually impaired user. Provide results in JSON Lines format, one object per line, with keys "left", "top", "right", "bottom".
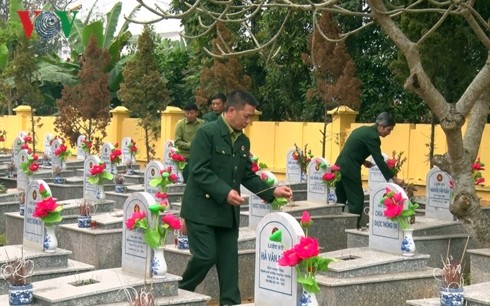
{"left": 118, "top": 25, "right": 170, "bottom": 162}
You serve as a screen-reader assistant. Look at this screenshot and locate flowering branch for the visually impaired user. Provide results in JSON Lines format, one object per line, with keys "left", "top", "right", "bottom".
{"left": 322, "top": 164, "right": 341, "bottom": 187}
{"left": 380, "top": 187, "right": 419, "bottom": 230}
{"left": 33, "top": 184, "right": 63, "bottom": 226}
{"left": 20, "top": 153, "right": 40, "bottom": 176}
{"left": 87, "top": 162, "right": 114, "bottom": 185}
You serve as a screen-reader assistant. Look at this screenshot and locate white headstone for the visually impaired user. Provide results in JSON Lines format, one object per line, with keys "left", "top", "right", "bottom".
{"left": 12, "top": 136, "right": 24, "bottom": 168}
{"left": 23, "top": 180, "right": 51, "bottom": 251}
{"left": 44, "top": 134, "right": 53, "bottom": 160}
{"left": 144, "top": 161, "right": 166, "bottom": 202}
{"left": 368, "top": 152, "right": 389, "bottom": 192}
{"left": 50, "top": 138, "right": 63, "bottom": 169}
{"left": 121, "top": 192, "right": 154, "bottom": 277}
{"left": 254, "top": 212, "right": 304, "bottom": 305}
{"left": 100, "top": 142, "right": 115, "bottom": 174}
{"left": 249, "top": 170, "right": 278, "bottom": 230}
{"left": 16, "top": 150, "right": 30, "bottom": 190}
{"left": 162, "top": 140, "right": 174, "bottom": 162}
{"left": 286, "top": 147, "right": 303, "bottom": 183}
{"left": 121, "top": 137, "right": 135, "bottom": 165}
{"left": 162, "top": 141, "right": 184, "bottom": 183}
{"left": 18, "top": 131, "right": 27, "bottom": 139}
{"left": 83, "top": 155, "right": 102, "bottom": 202}
{"left": 306, "top": 157, "right": 330, "bottom": 204}
{"left": 426, "top": 166, "right": 454, "bottom": 220}
{"left": 369, "top": 182, "right": 408, "bottom": 253}
{"left": 76, "top": 135, "right": 87, "bottom": 160}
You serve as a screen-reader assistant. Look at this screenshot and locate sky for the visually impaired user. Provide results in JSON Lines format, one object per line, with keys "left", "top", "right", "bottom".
{"left": 78, "top": 0, "right": 182, "bottom": 38}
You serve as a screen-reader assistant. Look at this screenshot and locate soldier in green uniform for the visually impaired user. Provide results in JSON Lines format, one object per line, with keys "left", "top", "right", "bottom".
{"left": 335, "top": 112, "right": 405, "bottom": 228}
{"left": 178, "top": 90, "right": 292, "bottom": 305}
{"left": 203, "top": 93, "right": 226, "bottom": 123}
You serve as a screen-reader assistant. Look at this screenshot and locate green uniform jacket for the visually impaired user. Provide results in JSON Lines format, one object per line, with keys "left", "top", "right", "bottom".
{"left": 335, "top": 125, "right": 394, "bottom": 181}
{"left": 180, "top": 116, "right": 275, "bottom": 228}
{"left": 202, "top": 111, "right": 219, "bottom": 123}
{"left": 174, "top": 118, "right": 205, "bottom": 158}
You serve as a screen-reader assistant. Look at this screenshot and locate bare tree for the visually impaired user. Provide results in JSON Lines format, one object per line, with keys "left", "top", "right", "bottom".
{"left": 133, "top": 0, "right": 490, "bottom": 247}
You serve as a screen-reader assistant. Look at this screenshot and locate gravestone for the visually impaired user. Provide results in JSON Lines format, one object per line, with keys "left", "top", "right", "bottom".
{"left": 76, "top": 135, "right": 87, "bottom": 160}
{"left": 12, "top": 135, "right": 24, "bottom": 168}
{"left": 23, "top": 180, "right": 51, "bottom": 251}
{"left": 254, "top": 212, "right": 304, "bottom": 305}
{"left": 50, "top": 138, "right": 63, "bottom": 170}
{"left": 121, "top": 137, "right": 135, "bottom": 166}
{"left": 369, "top": 182, "right": 408, "bottom": 253}
{"left": 121, "top": 192, "right": 154, "bottom": 277}
{"left": 285, "top": 147, "right": 303, "bottom": 183}
{"left": 43, "top": 134, "right": 53, "bottom": 166}
{"left": 249, "top": 170, "right": 278, "bottom": 230}
{"left": 84, "top": 155, "right": 103, "bottom": 202}
{"left": 16, "top": 149, "right": 30, "bottom": 191}
{"left": 18, "top": 131, "right": 27, "bottom": 139}
{"left": 162, "top": 140, "right": 174, "bottom": 163}
{"left": 367, "top": 152, "right": 389, "bottom": 192}
{"left": 306, "top": 157, "right": 330, "bottom": 204}
{"left": 100, "top": 142, "right": 116, "bottom": 174}
{"left": 426, "top": 166, "right": 454, "bottom": 220}
{"left": 144, "top": 160, "right": 166, "bottom": 202}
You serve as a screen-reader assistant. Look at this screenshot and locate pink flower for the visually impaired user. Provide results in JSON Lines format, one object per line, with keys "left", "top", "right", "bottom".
{"left": 155, "top": 192, "right": 168, "bottom": 200}
{"left": 384, "top": 202, "right": 404, "bottom": 218}
{"left": 300, "top": 211, "right": 311, "bottom": 226}
{"left": 475, "top": 177, "right": 485, "bottom": 185}
{"left": 33, "top": 197, "right": 59, "bottom": 218}
{"left": 278, "top": 248, "right": 301, "bottom": 267}
{"left": 125, "top": 211, "right": 146, "bottom": 230}
{"left": 331, "top": 164, "right": 340, "bottom": 172}
{"left": 162, "top": 214, "right": 181, "bottom": 230}
{"left": 251, "top": 162, "right": 259, "bottom": 173}
{"left": 168, "top": 173, "right": 178, "bottom": 183}
{"left": 386, "top": 159, "right": 397, "bottom": 169}
{"left": 293, "top": 236, "right": 320, "bottom": 259}
{"left": 28, "top": 162, "right": 39, "bottom": 172}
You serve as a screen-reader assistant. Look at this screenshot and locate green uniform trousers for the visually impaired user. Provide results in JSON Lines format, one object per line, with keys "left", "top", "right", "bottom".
{"left": 178, "top": 220, "right": 240, "bottom": 305}
{"left": 335, "top": 174, "right": 364, "bottom": 229}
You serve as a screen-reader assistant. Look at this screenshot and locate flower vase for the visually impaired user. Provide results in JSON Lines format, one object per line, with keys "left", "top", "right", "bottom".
{"left": 440, "top": 287, "right": 464, "bottom": 306}
{"left": 300, "top": 288, "right": 319, "bottom": 306}
{"left": 300, "top": 171, "right": 306, "bottom": 182}
{"left": 61, "top": 160, "right": 67, "bottom": 170}
{"left": 96, "top": 185, "right": 106, "bottom": 201}
{"left": 151, "top": 247, "right": 168, "bottom": 278}
{"left": 78, "top": 215, "right": 92, "bottom": 228}
{"left": 8, "top": 283, "right": 33, "bottom": 306}
{"left": 327, "top": 186, "right": 337, "bottom": 204}
{"left": 401, "top": 228, "right": 416, "bottom": 256}
{"left": 44, "top": 225, "right": 57, "bottom": 253}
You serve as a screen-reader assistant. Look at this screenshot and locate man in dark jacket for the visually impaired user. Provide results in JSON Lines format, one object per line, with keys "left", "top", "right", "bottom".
{"left": 335, "top": 112, "right": 405, "bottom": 228}
{"left": 203, "top": 93, "right": 226, "bottom": 123}
{"left": 178, "top": 90, "right": 292, "bottom": 305}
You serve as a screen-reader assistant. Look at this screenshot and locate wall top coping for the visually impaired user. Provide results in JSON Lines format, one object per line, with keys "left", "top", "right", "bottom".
{"left": 163, "top": 106, "right": 184, "bottom": 114}
{"left": 13, "top": 105, "right": 32, "bottom": 113}
{"left": 111, "top": 106, "right": 129, "bottom": 114}
{"left": 327, "top": 105, "right": 358, "bottom": 116}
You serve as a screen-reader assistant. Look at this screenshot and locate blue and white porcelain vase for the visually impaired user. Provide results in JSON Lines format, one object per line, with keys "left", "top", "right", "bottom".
{"left": 401, "top": 228, "right": 416, "bottom": 256}
{"left": 151, "top": 247, "right": 168, "bottom": 278}
{"left": 327, "top": 186, "right": 337, "bottom": 204}
{"left": 96, "top": 185, "right": 105, "bottom": 201}
{"left": 300, "top": 288, "right": 318, "bottom": 306}
{"left": 78, "top": 215, "right": 92, "bottom": 228}
{"left": 43, "top": 225, "right": 57, "bottom": 253}
{"left": 440, "top": 287, "right": 464, "bottom": 306}
{"left": 9, "top": 283, "right": 33, "bottom": 306}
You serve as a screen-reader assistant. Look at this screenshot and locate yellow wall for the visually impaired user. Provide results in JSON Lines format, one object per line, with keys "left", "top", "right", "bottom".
{"left": 1, "top": 105, "right": 489, "bottom": 199}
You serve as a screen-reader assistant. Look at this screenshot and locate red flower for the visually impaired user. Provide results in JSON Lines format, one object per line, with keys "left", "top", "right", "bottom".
{"left": 23, "top": 135, "right": 32, "bottom": 143}
{"left": 292, "top": 152, "right": 300, "bottom": 160}
{"left": 155, "top": 192, "right": 168, "bottom": 200}
{"left": 32, "top": 154, "right": 39, "bottom": 161}
{"left": 322, "top": 172, "right": 336, "bottom": 182}
{"left": 475, "top": 177, "right": 485, "bottom": 185}
{"left": 278, "top": 248, "right": 301, "bottom": 267}
{"left": 386, "top": 159, "right": 397, "bottom": 169}
{"left": 90, "top": 163, "right": 106, "bottom": 175}
{"left": 0, "top": 136, "right": 5, "bottom": 142}
{"left": 293, "top": 236, "right": 320, "bottom": 259}
{"left": 33, "top": 197, "right": 59, "bottom": 218}
{"left": 300, "top": 211, "right": 311, "bottom": 226}
{"left": 384, "top": 201, "right": 404, "bottom": 218}
{"left": 331, "top": 164, "right": 340, "bottom": 172}
{"left": 125, "top": 211, "right": 146, "bottom": 230}
{"left": 28, "top": 162, "right": 39, "bottom": 172}
{"left": 162, "top": 214, "right": 181, "bottom": 230}
{"left": 251, "top": 163, "right": 259, "bottom": 173}
{"left": 21, "top": 144, "right": 29, "bottom": 150}
{"left": 168, "top": 173, "right": 178, "bottom": 183}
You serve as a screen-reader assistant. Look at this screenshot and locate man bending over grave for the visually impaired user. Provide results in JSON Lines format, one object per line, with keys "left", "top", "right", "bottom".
{"left": 335, "top": 112, "right": 405, "bottom": 229}
{"left": 178, "top": 90, "right": 292, "bottom": 305}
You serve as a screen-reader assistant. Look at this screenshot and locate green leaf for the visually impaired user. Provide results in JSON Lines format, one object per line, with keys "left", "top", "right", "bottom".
{"left": 87, "top": 176, "right": 99, "bottom": 185}
{"left": 297, "top": 276, "right": 320, "bottom": 293}
{"left": 144, "top": 228, "right": 161, "bottom": 248}
{"left": 269, "top": 230, "right": 282, "bottom": 242}
{"left": 82, "top": 21, "right": 104, "bottom": 48}
{"left": 149, "top": 177, "right": 162, "bottom": 187}
{"left": 0, "top": 43, "right": 8, "bottom": 70}
{"left": 102, "top": 172, "right": 114, "bottom": 180}
{"left": 103, "top": 2, "right": 122, "bottom": 50}
{"left": 42, "top": 212, "right": 62, "bottom": 224}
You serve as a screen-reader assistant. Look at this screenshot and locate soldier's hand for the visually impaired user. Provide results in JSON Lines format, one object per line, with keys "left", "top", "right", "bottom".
{"left": 180, "top": 218, "right": 187, "bottom": 236}
{"left": 393, "top": 176, "right": 405, "bottom": 186}
{"left": 273, "top": 185, "right": 293, "bottom": 201}
{"left": 363, "top": 160, "right": 374, "bottom": 168}
{"left": 227, "top": 189, "right": 245, "bottom": 206}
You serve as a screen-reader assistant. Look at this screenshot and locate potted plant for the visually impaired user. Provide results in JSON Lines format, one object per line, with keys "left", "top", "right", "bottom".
{"left": 114, "top": 173, "right": 126, "bottom": 193}
{"left": 125, "top": 204, "right": 181, "bottom": 278}
{"left": 1, "top": 248, "right": 34, "bottom": 305}
{"left": 78, "top": 199, "right": 93, "bottom": 228}
{"left": 52, "top": 166, "right": 64, "bottom": 184}
{"left": 437, "top": 250, "right": 466, "bottom": 306}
